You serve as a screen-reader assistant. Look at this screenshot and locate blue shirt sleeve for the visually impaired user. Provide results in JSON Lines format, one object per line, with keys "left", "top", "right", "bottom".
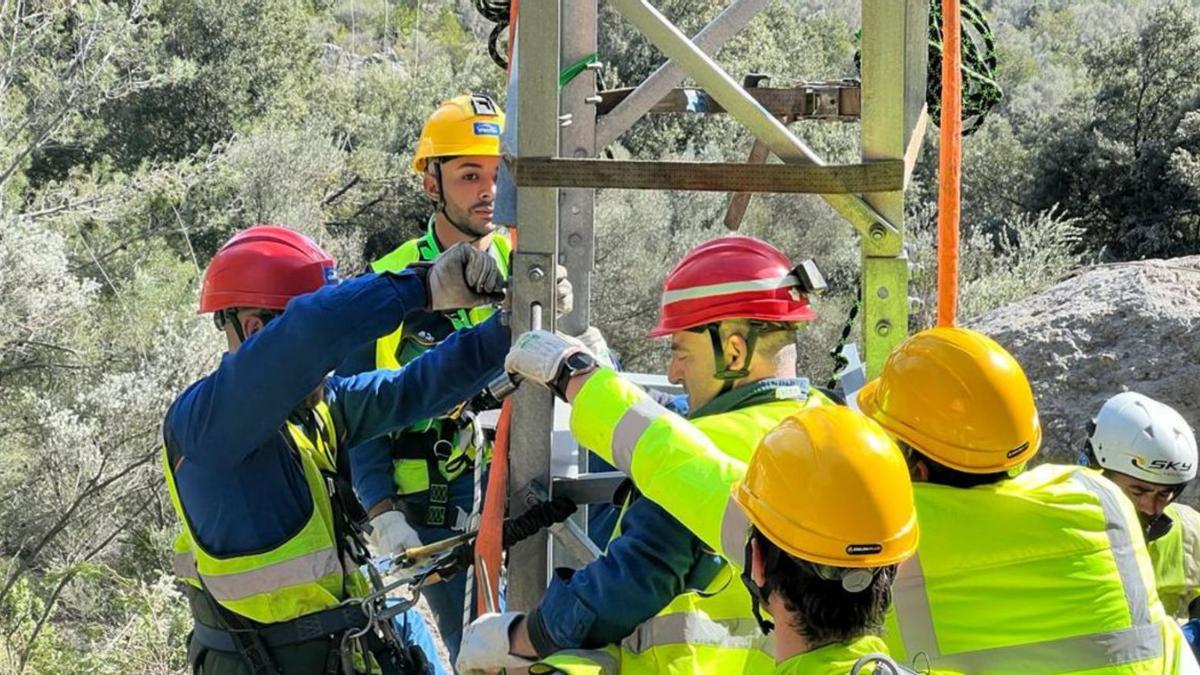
{"left": 350, "top": 437, "right": 396, "bottom": 512}
{"left": 336, "top": 341, "right": 377, "bottom": 377}
{"left": 527, "top": 498, "right": 706, "bottom": 651}
{"left": 333, "top": 302, "right": 458, "bottom": 514}
{"left": 327, "top": 314, "right": 509, "bottom": 451}
{"left": 166, "top": 273, "right": 428, "bottom": 471}
{"left": 336, "top": 341, "right": 398, "bottom": 511}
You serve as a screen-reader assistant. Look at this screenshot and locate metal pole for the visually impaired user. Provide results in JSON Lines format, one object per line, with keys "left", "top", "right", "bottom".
{"left": 595, "top": 0, "right": 770, "bottom": 149}
{"left": 558, "top": 0, "right": 598, "bottom": 340}
{"left": 557, "top": 0, "right": 599, "bottom": 562}
{"left": 508, "top": 0, "right": 562, "bottom": 612}
{"left": 607, "top": 0, "right": 892, "bottom": 238}
{"left": 859, "top": 0, "right": 929, "bottom": 374}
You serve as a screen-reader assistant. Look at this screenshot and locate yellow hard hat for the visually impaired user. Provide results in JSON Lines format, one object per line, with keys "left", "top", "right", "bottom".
{"left": 857, "top": 326, "right": 1041, "bottom": 474}
{"left": 412, "top": 94, "right": 505, "bottom": 174}
{"left": 733, "top": 406, "right": 918, "bottom": 568}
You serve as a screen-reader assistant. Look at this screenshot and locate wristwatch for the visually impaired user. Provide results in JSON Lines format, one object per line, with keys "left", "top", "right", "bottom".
{"left": 551, "top": 351, "right": 600, "bottom": 401}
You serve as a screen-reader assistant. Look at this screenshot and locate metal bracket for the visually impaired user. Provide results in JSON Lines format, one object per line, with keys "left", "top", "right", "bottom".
{"left": 514, "top": 481, "right": 601, "bottom": 566}
{"left": 551, "top": 472, "right": 627, "bottom": 505}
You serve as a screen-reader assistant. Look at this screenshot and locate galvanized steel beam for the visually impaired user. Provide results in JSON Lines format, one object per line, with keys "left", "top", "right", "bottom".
{"left": 595, "top": 83, "right": 862, "bottom": 121}
{"left": 859, "top": 0, "right": 928, "bottom": 375}
{"left": 507, "top": 0, "right": 562, "bottom": 612}
{"left": 595, "top": 0, "right": 770, "bottom": 149}
{"left": 608, "top": 0, "right": 894, "bottom": 238}
{"left": 555, "top": 0, "right": 599, "bottom": 578}
{"left": 515, "top": 157, "right": 904, "bottom": 193}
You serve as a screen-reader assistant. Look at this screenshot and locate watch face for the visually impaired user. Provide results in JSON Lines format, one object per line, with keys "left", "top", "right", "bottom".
{"left": 566, "top": 352, "right": 597, "bottom": 371}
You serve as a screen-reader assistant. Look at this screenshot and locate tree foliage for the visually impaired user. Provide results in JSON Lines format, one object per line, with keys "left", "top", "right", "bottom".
{"left": 1, "top": 0, "right": 1196, "bottom": 671}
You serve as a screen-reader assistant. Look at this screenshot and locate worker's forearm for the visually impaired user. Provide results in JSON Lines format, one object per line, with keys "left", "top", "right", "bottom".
{"left": 564, "top": 370, "right": 596, "bottom": 402}
{"left": 166, "top": 273, "right": 428, "bottom": 468}
{"left": 351, "top": 436, "right": 399, "bottom": 512}
{"left": 566, "top": 368, "right": 749, "bottom": 565}
{"left": 507, "top": 616, "right": 537, "bottom": 659}
{"left": 331, "top": 313, "right": 509, "bottom": 449}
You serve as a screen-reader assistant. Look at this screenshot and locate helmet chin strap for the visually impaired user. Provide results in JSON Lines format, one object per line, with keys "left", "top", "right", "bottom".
{"left": 741, "top": 535, "right": 775, "bottom": 635}
{"left": 701, "top": 322, "right": 764, "bottom": 396}
{"left": 430, "top": 159, "right": 485, "bottom": 243}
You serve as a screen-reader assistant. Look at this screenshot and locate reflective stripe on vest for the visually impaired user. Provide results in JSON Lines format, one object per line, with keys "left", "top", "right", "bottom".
{"left": 163, "top": 401, "right": 354, "bottom": 624}
{"left": 588, "top": 388, "right": 818, "bottom": 674}
{"left": 890, "top": 469, "right": 1163, "bottom": 671}
{"left": 531, "top": 648, "right": 620, "bottom": 675}
{"left": 610, "top": 397, "right": 665, "bottom": 475}
{"left": 172, "top": 546, "right": 342, "bottom": 603}
{"left": 619, "top": 611, "right": 772, "bottom": 655}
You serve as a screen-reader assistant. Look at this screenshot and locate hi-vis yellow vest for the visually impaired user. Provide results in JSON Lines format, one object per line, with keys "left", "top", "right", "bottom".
{"left": 536, "top": 378, "right": 830, "bottom": 675}
{"left": 774, "top": 635, "right": 893, "bottom": 675}
{"left": 369, "top": 225, "right": 511, "bottom": 494}
{"left": 1149, "top": 502, "right": 1200, "bottom": 621}
{"left": 559, "top": 370, "right": 1193, "bottom": 674}
{"left": 884, "top": 464, "right": 1188, "bottom": 674}
{"left": 164, "top": 402, "right": 368, "bottom": 625}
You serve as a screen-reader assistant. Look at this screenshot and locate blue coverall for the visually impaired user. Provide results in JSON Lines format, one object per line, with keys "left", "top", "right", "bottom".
{"left": 164, "top": 272, "right": 507, "bottom": 674}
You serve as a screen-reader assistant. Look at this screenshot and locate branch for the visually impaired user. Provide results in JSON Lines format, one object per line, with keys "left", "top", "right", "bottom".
{"left": 321, "top": 174, "right": 361, "bottom": 206}
{"left": 14, "top": 492, "right": 156, "bottom": 675}
{"left": 0, "top": 432, "right": 155, "bottom": 609}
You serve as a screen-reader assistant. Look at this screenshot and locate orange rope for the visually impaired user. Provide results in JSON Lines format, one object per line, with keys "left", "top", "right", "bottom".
{"left": 937, "top": 0, "right": 962, "bottom": 327}
{"left": 474, "top": 397, "right": 511, "bottom": 615}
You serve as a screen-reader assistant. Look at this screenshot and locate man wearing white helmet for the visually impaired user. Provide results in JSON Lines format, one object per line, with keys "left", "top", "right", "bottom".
{"left": 1082, "top": 391, "right": 1200, "bottom": 622}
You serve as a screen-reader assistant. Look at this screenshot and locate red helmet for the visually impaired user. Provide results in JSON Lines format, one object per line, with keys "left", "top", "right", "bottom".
{"left": 199, "top": 226, "right": 335, "bottom": 314}
{"left": 648, "top": 235, "right": 817, "bottom": 337}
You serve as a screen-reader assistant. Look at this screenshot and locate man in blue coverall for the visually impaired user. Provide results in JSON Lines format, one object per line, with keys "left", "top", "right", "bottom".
{"left": 162, "top": 225, "right": 513, "bottom": 675}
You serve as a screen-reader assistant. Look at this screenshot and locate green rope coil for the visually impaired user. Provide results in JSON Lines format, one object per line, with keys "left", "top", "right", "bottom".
{"left": 927, "top": 0, "right": 1003, "bottom": 135}
{"left": 855, "top": 0, "right": 1003, "bottom": 136}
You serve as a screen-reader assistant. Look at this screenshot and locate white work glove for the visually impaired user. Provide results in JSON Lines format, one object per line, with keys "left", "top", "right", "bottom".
{"left": 367, "top": 510, "right": 422, "bottom": 556}
{"left": 555, "top": 264, "right": 574, "bottom": 318}
{"left": 455, "top": 612, "right": 534, "bottom": 675}
{"left": 505, "top": 330, "right": 590, "bottom": 387}
{"left": 575, "top": 325, "right": 614, "bottom": 368}
{"left": 427, "top": 242, "right": 506, "bottom": 311}
{"left": 501, "top": 264, "right": 574, "bottom": 318}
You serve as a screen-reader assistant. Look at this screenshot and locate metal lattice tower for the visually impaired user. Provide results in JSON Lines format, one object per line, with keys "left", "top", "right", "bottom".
{"left": 504, "top": 0, "right": 929, "bottom": 610}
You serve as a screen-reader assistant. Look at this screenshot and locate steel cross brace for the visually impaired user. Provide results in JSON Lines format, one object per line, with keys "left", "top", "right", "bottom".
{"left": 607, "top": 0, "right": 896, "bottom": 243}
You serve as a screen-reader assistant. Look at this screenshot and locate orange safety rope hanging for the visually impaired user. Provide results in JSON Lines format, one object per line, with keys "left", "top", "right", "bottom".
{"left": 474, "top": 397, "right": 511, "bottom": 614}
{"left": 937, "top": 0, "right": 963, "bottom": 327}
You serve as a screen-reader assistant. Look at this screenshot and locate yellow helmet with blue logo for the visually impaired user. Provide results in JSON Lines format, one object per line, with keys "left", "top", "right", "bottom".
{"left": 412, "top": 94, "right": 505, "bottom": 174}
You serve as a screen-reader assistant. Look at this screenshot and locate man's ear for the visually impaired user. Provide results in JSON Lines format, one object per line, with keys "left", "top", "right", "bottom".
{"left": 422, "top": 171, "right": 440, "bottom": 203}
{"left": 910, "top": 458, "right": 931, "bottom": 483}
{"left": 750, "top": 537, "right": 767, "bottom": 587}
{"left": 241, "top": 312, "right": 266, "bottom": 340}
{"left": 724, "top": 332, "right": 748, "bottom": 372}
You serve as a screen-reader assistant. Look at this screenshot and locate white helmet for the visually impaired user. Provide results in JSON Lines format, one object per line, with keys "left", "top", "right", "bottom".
{"left": 1088, "top": 392, "right": 1198, "bottom": 485}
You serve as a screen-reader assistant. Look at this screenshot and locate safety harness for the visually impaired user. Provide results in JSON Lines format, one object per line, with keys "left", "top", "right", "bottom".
{"left": 174, "top": 407, "right": 430, "bottom": 675}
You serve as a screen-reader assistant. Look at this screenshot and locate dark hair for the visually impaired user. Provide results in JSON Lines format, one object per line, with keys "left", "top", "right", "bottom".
{"left": 899, "top": 440, "right": 1008, "bottom": 488}
{"left": 755, "top": 531, "right": 895, "bottom": 645}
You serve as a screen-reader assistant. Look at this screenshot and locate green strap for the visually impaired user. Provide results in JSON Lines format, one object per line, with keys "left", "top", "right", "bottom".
{"left": 560, "top": 52, "right": 598, "bottom": 88}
